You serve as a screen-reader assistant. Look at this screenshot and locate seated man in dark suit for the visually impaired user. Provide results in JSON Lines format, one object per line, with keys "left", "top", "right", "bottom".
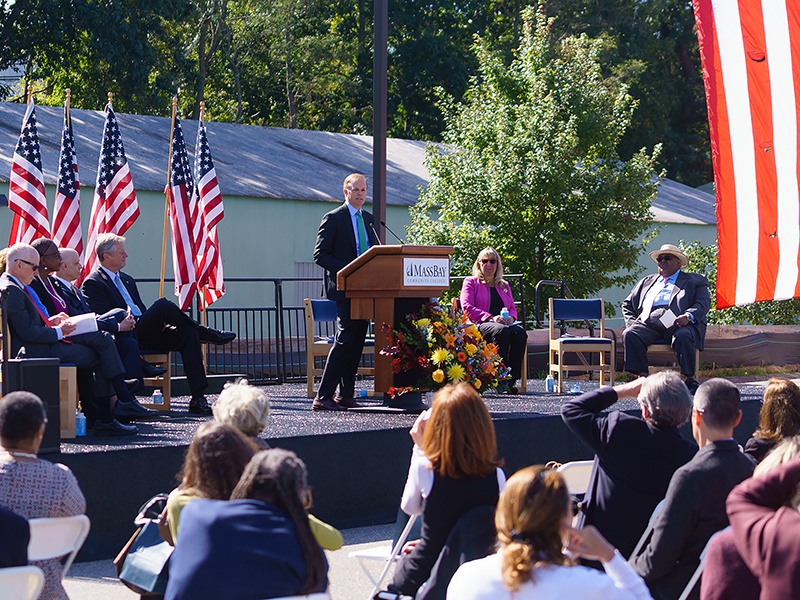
{"left": 631, "top": 378, "right": 755, "bottom": 600}
{"left": 622, "top": 244, "right": 710, "bottom": 394}
{"left": 0, "top": 505, "right": 28, "bottom": 568}
{"left": 82, "top": 233, "right": 235, "bottom": 415}
{"left": 0, "top": 243, "right": 138, "bottom": 436}
{"left": 561, "top": 371, "right": 697, "bottom": 560}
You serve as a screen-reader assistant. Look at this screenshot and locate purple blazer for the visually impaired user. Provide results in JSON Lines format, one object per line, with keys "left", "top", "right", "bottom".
{"left": 460, "top": 277, "right": 517, "bottom": 324}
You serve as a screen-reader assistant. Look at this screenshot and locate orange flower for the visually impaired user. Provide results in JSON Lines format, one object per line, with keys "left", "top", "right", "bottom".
{"left": 444, "top": 333, "right": 458, "bottom": 348}
{"left": 457, "top": 352, "right": 467, "bottom": 362}
{"left": 482, "top": 344, "right": 495, "bottom": 358}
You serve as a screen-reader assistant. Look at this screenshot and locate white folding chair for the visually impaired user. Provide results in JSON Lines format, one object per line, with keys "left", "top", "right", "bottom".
{"left": 676, "top": 526, "right": 730, "bottom": 600}
{"left": 557, "top": 460, "right": 595, "bottom": 496}
{"left": 0, "top": 565, "right": 45, "bottom": 600}
{"left": 270, "top": 594, "right": 331, "bottom": 600}
{"left": 628, "top": 499, "right": 666, "bottom": 561}
{"left": 27, "top": 514, "right": 91, "bottom": 577}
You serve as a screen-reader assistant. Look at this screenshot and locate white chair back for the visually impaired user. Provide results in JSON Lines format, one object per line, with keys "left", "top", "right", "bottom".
{"left": 676, "top": 526, "right": 731, "bottom": 600}
{"left": 557, "top": 460, "right": 595, "bottom": 496}
{"left": 27, "top": 514, "right": 91, "bottom": 576}
{"left": 0, "top": 565, "right": 45, "bottom": 600}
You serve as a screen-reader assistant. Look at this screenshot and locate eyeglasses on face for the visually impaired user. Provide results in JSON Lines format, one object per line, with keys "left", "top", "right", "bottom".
{"left": 16, "top": 259, "right": 39, "bottom": 271}
{"left": 657, "top": 255, "right": 676, "bottom": 263}
{"left": 481, "top": 259, "right": 497, "bottom": 265}
{"left": 41, "top": 251, "right": 61, "bottom": 259}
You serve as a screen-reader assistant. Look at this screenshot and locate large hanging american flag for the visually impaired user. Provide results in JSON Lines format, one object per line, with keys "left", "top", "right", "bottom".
{"left": 51, "top": 100, "right": 83, "bottom": 259}
{"left": 192, "top": 119, "right": 225, "bottom": 307}
{"left": 168, "top": 115, "right": 198, "bottom": 311}
{"left": 8, "top": 100, "right": 49, "bottom": 245}
{"left": 84, "top": 102, "right": 139, "bottom": 279}
{"left": 693, "top": 0, "right": 800, "bottom": 308}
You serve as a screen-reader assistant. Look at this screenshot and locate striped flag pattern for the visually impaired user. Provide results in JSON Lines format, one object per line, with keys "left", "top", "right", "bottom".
{"left": 84, "top": 103, "right": 139, "bottom": 279}
{"left": 8, "top": 100, "right": 49, "bottom": 245}
{"left": 168, "top": 115, "right": 198, "bottom": 311}
{"left": 693, "top": 0, "right": 800, "bottom": 308}
{"left": 192, "top": 120, "right": 225, "bottom": 307}
{"left": 51, "top": 102, "right": 83, "bottom": 259}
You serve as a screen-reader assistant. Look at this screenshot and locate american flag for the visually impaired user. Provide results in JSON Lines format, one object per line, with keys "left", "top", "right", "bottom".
{"left": 693, "top": 0, "right": 800, "bottom": 308}
{"left": 192, "top": 119, "right": 225, "bottom": 307}
{"left": 168, "top": 115, "right": 198, "bottom": 311}
{"left": 84, "top": 102, "right": 139, "bottom": 279}
{"left": 8, "top": 100, "right": 49, "bottom": 245}
{"left": 51, "top": 101, "right": 83, "bottom": 260}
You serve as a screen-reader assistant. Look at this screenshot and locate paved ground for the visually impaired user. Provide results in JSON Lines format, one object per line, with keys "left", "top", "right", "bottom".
{"left": 64, "top": 522, "right": 397, "bottom": 600}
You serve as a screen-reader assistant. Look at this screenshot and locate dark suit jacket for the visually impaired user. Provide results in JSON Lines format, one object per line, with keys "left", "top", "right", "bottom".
{"left": 561, "top": 387, "right": 697, "bottom": 559}
{"left": 631, "top": 439, "right": 755, "bottom": 600}
{"left": 622, "top": 270, "right": 711, "bottom": 350}
{"left": 82, "top": 268, "right": 148, "bottom": 316}
{"left": 312, "top": 202, "right": 379, "bottom": 302}
{"left": 0, "top": 505, "right": 28, "bottom": 568}
{"left": 0, "top": 273, "right": 61, "bottom": 357}
{"left": 30, "top": 275, "right": 124, "bottom": 334}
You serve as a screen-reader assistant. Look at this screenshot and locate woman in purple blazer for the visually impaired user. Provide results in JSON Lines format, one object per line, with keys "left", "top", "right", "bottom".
{"left": 460, "top": 248, "right": 527, "bottom": 394}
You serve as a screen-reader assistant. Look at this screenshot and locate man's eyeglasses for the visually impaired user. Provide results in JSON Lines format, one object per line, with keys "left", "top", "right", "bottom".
{"left": 657, "top": 255, "right": 675, "bottom": 263}
{"left": 481, "top": 259, "right": 497, "bottom": 265}
{"left": 16, "top": 259, "right": 39, "bottom": 271}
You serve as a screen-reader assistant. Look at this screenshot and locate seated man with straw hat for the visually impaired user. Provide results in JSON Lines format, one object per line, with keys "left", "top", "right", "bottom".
{"left": 621, "top": 243, "right": 710, "bottom": 394}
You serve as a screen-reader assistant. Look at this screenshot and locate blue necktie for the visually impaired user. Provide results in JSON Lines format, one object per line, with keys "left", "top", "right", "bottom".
{"left": 113, "top": 273, "right": 142, "bottom": 317}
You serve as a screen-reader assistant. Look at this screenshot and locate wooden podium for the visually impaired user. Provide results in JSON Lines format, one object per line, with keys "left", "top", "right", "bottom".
{"left": 337, "top": 245, "right": 454, "bottom": 397}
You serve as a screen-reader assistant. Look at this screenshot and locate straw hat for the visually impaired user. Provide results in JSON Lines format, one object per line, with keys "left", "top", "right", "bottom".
{"left": 648, "top": 244, "right": 688, "bottom": 268}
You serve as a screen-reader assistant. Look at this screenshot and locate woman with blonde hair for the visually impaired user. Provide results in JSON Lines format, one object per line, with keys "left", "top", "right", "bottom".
{"left": 213, "top": 379, "right": 271, "bottom": 447}
{"left": 744, "top": 377, "right": 800, "bottom": 462}
{"left": 460, "top": 247, "right": 527, "bottom": 393}
{"left": 447, "top": 465, "right": 652, "bottom": 599}
{"left": 387, "top": 382, "right": 506, "bottom": 597}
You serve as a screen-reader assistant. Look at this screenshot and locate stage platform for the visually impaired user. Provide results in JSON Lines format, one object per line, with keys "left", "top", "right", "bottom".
{"left": 52, "top": 378, "right": 769, "bottom": 561}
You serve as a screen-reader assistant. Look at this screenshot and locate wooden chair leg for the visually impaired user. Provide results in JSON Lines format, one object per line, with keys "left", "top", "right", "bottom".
{"left": 59, "top": 367, "right": 77, "bottom": 439}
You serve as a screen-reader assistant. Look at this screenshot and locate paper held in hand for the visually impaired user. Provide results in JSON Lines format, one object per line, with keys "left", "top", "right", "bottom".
{"left": 658, "top": 309, "right": 678, "bottom": 329}
{"left": 63, "top": 313, "right": 99, "bottom": 337}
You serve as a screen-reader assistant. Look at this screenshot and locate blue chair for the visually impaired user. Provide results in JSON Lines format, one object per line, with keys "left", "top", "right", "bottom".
{"left": 548, "top": 298, "right": 614, "bottom": 393}
{"left": 304, "top": 298, "right": 374, "bottom": 398}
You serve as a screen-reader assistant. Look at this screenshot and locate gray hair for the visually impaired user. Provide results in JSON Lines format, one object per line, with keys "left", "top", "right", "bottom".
{"left": 6, "top": 243, "right": 36, "bottom": 272}
{"left": 213, "top": 379, "right": 271, "bottom": 437}
{"left": 638, "top": 371, "right": 692, "bottom": 429}
{"left": 95, "top": 233, "right": 125, "bottom": 260}
{"left": 694, "top": 378, "right": 741, "bottom": 430}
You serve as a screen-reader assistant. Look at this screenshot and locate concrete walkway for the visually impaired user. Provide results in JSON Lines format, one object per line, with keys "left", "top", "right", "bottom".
{"left": 63, "top": 523, "right": 396, "bottom": 600}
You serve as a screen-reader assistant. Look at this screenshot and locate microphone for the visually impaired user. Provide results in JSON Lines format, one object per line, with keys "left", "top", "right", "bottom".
{"left": 380, "top": 221, "right": 404, "bottom": 244}
{"left": 369, "top": 223, "right": 384, "bottom": 245}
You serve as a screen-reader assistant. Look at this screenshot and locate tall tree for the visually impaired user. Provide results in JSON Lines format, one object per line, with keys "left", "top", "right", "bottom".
{"left": 408, "top": 8, "right": 660, "bottom": 305}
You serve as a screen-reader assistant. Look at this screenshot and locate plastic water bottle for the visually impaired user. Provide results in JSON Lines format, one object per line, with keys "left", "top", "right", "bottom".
{"left": 545, "top": 374, "right": 556, "bottom": 393}
{"left": 500, "top": 307, "right": 510, "bottom": 322}
{"left": 152, "top": 389, "right": 163, "bottom": 405}
{"left": 75, "top": 410, "right": 86, "bottom": 437}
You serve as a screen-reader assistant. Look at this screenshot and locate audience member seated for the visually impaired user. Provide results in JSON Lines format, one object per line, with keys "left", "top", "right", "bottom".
{"left": 621, "top": 244, "right": 710, "bottom": 394}
{"left": 460, "top": 247, "right": 527, "bottom": 394}
{"left": 744, "top": 378, "right": 800, "bottom": 463}
{"left": 165, "top": 421, "right": 255, "bottom": 542}
{"left": 630, "top": 379, "right": 754, "bottom": 600}
{"left": 0, "top": 391, "right": 86, "bottom": 600}
{"left": 164, "top": 448, "right": 329, "bottom": 600}
{"left": 447, "top": 465, "right": 653, "bottom": 600}
{"left": 0, "top": 505, "right": 29, "bottom": 568}
{"left": 561, "top": 372, "right": 697, "bottom": 560}
{"left": 386, "top": 383, "right": 506, "bottom": 598}
{"left": 212, "top": 379, "right": 343, "bottom": 550}
{"left": 700, "top": 436, "right": 800, "bottom": 600}
{"left": 726, "top": 455, "right": 800, "bottom": 598}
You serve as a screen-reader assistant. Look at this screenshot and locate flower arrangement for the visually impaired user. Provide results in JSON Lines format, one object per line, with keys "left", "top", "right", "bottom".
{"left": 380, "top": 299, "right": 510, "bottom": 397}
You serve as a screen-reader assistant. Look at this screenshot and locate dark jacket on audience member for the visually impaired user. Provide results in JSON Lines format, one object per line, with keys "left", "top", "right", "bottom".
{"left": 0, "top": 505, "right": 29, "bottom": 567}
{"left": 561, "top": 387, "right": 697, "bottom": 559}
{"left": 743, "top": 436, "right": 776, "bottom": 464}
{"left": 630, "top": 439, "right": 755, "bottom": 600}
{"left": 728, "top": 460, "right": 800, "bottom": 600}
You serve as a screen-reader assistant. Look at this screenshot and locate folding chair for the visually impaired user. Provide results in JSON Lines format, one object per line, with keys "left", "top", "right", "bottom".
{"left": 548, "top": 298, "right": 614, "bottom": 394}
{"left": 0, "top": 565, "right": 45, "bottom": 600}
{"left": 27, "top": 514, "right": 91, "bottom": 577}
{"left": 677, "top": 526, "right": 731, "bottom": 600}
{"left": 556, "top": 460, "right": 595, "bottom": 496}
{"left": 628, "top": 499, "right": 666, "bottom": 562}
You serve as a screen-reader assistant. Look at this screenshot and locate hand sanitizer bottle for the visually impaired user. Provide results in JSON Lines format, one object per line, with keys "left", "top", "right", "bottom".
{"left": 545, "top": 373, "right": 556, "bottom": 393}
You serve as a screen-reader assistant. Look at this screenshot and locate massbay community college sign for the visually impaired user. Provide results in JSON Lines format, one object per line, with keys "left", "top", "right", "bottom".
{"left": 403, "top": 257, "right": 450, "bottom": 287}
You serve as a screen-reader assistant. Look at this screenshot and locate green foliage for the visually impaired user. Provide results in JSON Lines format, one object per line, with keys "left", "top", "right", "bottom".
{"left": 681, "top": 240, "right": 800, "bottom": 325}
{"left": 408, "top": 9, "right": 660, "bottom": 315}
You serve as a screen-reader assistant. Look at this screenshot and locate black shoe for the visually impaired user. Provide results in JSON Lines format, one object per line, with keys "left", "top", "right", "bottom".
{"left": 188, "top": 395, "right": 213, "bottom": 415}
{"left": 125, "top": 379, "right": 141, "bottom": 391}
{"left": 199, "top": 327, "right": 236, "bottom": 345}
{"left": 94, "top": 419, "right": 138, "bottom": 436}
{"left": 141, "top": 360, "right": 167, "bottom": 377}
{"left": 685, "top": 378, "right": 700, "bottom": 395}
{"left": 113, "top": 399, "right": 159, "bottom": 421}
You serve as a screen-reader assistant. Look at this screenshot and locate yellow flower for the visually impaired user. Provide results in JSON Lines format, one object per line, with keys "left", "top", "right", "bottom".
{"left": 465, "top": 343, "right": 478, "bottom": 356}
{"left": 416, "top": 318, "right": 430, "bottom": 327}
{"left": 432, "top": 369, "right": 445, "bottom": 383}
{"left": 447, "top": 363, "right": 466, "bottom": 382}
{"left": 431, "top": 348, "right": 451, "bottom": 366}
{"left": 473, "top": 379, "right": 482, "bottom": 389}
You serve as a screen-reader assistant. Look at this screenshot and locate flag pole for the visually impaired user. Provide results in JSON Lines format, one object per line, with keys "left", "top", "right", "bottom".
{"left": 65, "top": 89, "right": 71, "bottom": 127}
{"left": 26, "top": 84, "right": 32, "bottom": 105}
{"left": 160, "top": 97, "right": 177, "bottom": 299}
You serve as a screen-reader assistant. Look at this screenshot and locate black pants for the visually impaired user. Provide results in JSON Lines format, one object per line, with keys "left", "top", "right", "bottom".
{"left": 477, "top": 321, "right": 527, "bottom": 382}
{"left": 623, "top": 320, "right": 698, "bottom": 377}
{"left": 316, "top": 299, "right": 369, "bottom": 399}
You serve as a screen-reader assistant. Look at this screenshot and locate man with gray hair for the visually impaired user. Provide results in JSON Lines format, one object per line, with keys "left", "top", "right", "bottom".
{"left": 561, "top": 371, "right": 698, "bottom": 560}
{"left": 630, "top": 378, "right": 754, "bottom": 600}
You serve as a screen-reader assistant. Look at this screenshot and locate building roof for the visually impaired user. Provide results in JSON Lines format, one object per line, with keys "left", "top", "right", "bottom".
{"left": 651, "top": 177, "right": 716, "bottom": 225}
{"left": 0, "top": 101, "right": 429, "bottom": 206}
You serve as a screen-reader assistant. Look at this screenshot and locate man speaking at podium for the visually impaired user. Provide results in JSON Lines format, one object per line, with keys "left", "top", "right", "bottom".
{"left": 312, "top": 173, "right": 379, "bottom": 411}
